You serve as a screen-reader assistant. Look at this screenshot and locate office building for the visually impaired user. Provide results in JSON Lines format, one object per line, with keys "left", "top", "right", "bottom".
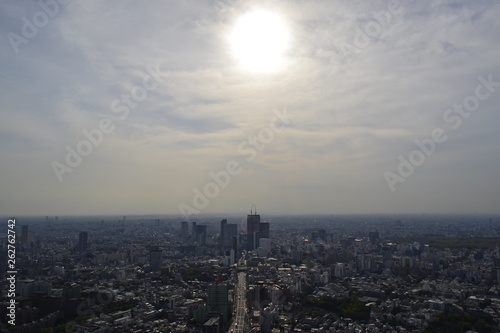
{"left": 258, "top": 238, "right": 272, "bottom": 257}
{"left": 222, "top": 223, "right": 237, "bottom": 248}
{"left": 207, "top": 284, "right": 230, "bottom": 323}
{"left": 259, "top": 222, "right": 270, "bottom": 239}
{"left": 181, "top": 221, "right": 189, "bottom": 237}
{"left": 232, "top": 236, "right": 238, "bottom": 253}
{"left": 149, "top": 246, "right": 162, "bottom": 271}
{"left": 192, "top": 221, "right": 197, "bottom": 237}
{"left": 220, "top": 219, "right": 227, "bottom": 247}
{"left": 247, "top": 213, "right": 261, "bottom": 251}
{"left": 194, "top": 225, "right": 207, "bottom": 246}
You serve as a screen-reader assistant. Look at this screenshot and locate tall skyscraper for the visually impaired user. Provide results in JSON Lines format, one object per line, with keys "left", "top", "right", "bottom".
{"left": 222, "top": 223, "right": 237, "bottom": 248}
{"left": 78, "top": 232, "right": 88, "bottom": 252}
{"left": 258, "top": 222, "right": 271, "bottom": 257}
{"left": 247, "top": 213, "right": 261, "bottom": 251}
{"left": 220, "top": 219, "right": 227, "bottom": 247}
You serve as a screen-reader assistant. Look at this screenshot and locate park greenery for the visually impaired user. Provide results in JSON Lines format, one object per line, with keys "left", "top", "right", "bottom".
{"left": 302, "top": 295, "right": 371, "bottom": 321}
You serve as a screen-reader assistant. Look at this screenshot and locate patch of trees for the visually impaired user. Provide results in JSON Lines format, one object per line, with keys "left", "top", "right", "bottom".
{"left": 302, "top": 295, "right": 371, "bottom": 321}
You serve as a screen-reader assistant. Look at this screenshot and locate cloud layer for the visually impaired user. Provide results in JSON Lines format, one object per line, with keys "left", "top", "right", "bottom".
{"left": 1, "top": 0, "right": 499, "bottom": 216}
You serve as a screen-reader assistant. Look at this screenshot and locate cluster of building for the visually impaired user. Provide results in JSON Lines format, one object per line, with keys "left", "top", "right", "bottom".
{"left": 1, "top": 214, "right": 499, "bottom": 332}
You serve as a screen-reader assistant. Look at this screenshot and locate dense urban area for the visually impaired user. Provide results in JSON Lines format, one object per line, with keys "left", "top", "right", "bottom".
{"left": 1, "top": 213, "right": 500, "bottom": 333}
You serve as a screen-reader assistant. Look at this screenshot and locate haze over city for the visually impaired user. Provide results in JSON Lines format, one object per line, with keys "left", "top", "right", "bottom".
{"left": 1, "top": 0, "right": 500, "bottom": 216}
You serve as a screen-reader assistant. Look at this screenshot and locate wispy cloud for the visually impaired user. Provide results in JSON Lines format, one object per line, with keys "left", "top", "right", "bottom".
{"left": 1, "top": 0, "right": 499, "bottom": 215}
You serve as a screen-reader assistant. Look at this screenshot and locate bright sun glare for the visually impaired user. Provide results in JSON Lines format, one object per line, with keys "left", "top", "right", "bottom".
{"left": 229, "top": 10, "right": 290, "bottom": 73}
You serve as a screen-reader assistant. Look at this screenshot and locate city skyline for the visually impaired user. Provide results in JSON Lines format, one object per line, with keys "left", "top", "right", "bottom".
{"left": 1, "top": 1, "right": 500, "bottom": 216}
{"left": 4, "top": 213, "right": 500, "bottom": 332}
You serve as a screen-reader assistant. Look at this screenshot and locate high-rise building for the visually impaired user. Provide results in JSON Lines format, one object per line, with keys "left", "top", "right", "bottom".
{"left": 78, "top": 232, "right": 88, "bottom": 252}
{"left": 192, "top": 221, "right": 197, "bottom": 237}
{"left": 259, "top": 222, "right": 270, "bottom": 239}
{"left": 207, "top": 284, "right": 230, "bottom": 323}
{"left": 247, "top": 213, "right": 261, "bottom": 251}
{"left": 232, "top": 236, "right": 238, "bottom": 254}
{"left": 220, "top": 219, "right": 227, "bottom": 247}
{"left": 181, "top": 221, "right": 189, "bottom": 237}
{"left": 194, "top": 225, "right": 207, "bottom": 246}
{"left": 222, "top": 223, "right": 237, "bottom": 248}
{"left": 149, "top": 246, "right": 162, "bottom": 271}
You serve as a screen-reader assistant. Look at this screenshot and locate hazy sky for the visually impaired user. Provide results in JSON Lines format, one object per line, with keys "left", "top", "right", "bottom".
{"left": 1, "top": 0, "right": 499, "bottom": 217}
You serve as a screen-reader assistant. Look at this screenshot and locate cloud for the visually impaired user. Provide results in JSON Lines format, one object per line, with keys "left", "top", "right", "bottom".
{"left": 1, "top": 0, "right": 499, "bottom": 215}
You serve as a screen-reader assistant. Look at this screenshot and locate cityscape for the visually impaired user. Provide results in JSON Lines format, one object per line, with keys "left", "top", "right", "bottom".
{"left": 2, "top": 1, "right": 500, "bottom": 332}
{"left": 2, "top": 213, "right": 500, "bottom": 332}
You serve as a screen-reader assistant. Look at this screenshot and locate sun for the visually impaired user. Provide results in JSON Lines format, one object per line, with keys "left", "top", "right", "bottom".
{"left": 228, "top": 10, "right": 291, "bottom": 73}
